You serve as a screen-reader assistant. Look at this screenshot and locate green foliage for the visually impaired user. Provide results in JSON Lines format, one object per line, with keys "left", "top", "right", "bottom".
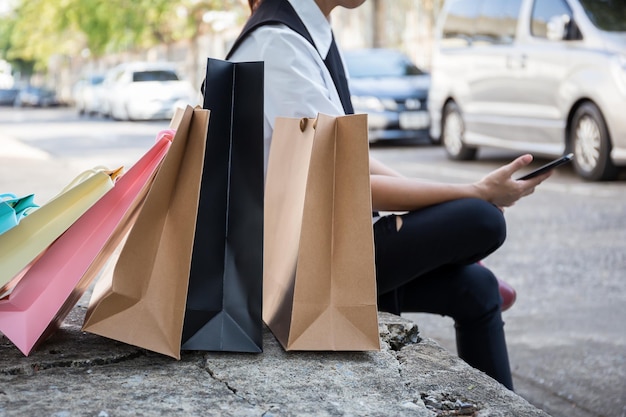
{"left": 0, "top": 15, "right": 15, "bottom": 57}
{"left": 5, "top": 0, "right": 67, "bottom": 69}
{"left": 1, "top": 0, "right": 246, "bottom": 70}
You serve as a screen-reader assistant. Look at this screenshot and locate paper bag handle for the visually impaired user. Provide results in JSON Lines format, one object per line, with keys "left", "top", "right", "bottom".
{"left": 299, "top": 117, "right": 318, "bottom": 132}
{"left": 56, "top": 166, "right": 124, "bottom": 197}
{"left": 0, "top": 193, "right": 18, "bottom": 202}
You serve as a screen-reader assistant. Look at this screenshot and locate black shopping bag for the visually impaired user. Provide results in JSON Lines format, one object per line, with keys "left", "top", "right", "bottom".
{"left": 181, "top": 58, "right": 264, "bottom": 352}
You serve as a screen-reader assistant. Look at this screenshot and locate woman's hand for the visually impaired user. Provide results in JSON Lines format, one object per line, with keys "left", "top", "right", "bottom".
{"left": 474, "top": 154, "right": 552, "bottom": 208}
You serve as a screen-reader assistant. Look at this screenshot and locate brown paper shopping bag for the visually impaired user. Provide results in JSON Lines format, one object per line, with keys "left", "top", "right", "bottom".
{"left": 83, "top": 105, "right": 209, "bottom": 359}
{"left": 264, "top": 113, "right": 380, "bottom": 351}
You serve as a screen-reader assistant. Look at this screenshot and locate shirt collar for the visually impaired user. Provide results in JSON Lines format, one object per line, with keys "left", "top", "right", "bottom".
{"left": 287, "top": 0, "right": 333, "bottom": 58}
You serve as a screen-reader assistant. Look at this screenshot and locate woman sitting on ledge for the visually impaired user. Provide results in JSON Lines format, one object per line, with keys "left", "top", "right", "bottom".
{"left": 226, "top": 0, "right": 552, "bottom": 391}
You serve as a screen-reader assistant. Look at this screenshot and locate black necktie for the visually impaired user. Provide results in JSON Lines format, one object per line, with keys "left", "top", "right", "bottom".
{"left": 324, "top": 35, "right": 354, "bottom": 115}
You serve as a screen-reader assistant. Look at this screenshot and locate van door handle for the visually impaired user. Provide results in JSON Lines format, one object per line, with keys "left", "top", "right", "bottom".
{"left": 507, "top": 54, "right": 527, "bottom": 69}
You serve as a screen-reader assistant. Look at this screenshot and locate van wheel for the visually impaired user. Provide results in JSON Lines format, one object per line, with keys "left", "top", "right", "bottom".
{"left": 571, "top": 102, "right": 618, "bottom": 181}
{"left": 442, "top": 102, "right": 477, "bottom": 160}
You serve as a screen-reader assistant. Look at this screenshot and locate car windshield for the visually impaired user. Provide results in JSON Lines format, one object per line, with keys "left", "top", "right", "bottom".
{"left": 345, "top": 51, "right": 424, "bottom": 78}
{"left": 132, "top": 70, "right": 179, "bottom": 82}
{"left": 579, "top": 0, "right": 626, "bottom": 32}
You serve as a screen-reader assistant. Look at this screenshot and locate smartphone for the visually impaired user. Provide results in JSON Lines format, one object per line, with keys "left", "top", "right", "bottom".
{"left": 516, "top": 153, "right": 574, "bottom": 181}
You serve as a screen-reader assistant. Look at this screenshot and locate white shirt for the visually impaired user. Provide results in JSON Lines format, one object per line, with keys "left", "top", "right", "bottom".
{"left": 228, "top": 0, "right": 346, "bottom": 171}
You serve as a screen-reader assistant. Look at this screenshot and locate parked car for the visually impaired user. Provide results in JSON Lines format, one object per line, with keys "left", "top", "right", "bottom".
{"left": 99, "top": 62, "right": 198, "bottom": 121}
{"left": 14, "top": 86, "right": 59, "bottom": 107}
{"left": 72, "top": 73, "right": 105, "bottom": 115}
{"left": 0, "top": 88, "right": 19, "bottom": 106}
{"left": 343, "top": 48, "right": 431, "bottom": 143}
{"left": 429, "top": 0, "right": 626, "bottom": 181}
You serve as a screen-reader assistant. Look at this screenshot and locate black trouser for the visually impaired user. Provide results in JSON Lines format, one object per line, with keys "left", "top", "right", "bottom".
{"left": 374, "top": 198, "right": 514, "bottom": 390}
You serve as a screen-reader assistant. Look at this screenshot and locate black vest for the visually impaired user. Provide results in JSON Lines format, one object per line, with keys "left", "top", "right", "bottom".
{"left": 224, "top": 0, "right": 379, "bottom": 219}
{"left": 225, "top": 0, "right": 354, "bottom": 115}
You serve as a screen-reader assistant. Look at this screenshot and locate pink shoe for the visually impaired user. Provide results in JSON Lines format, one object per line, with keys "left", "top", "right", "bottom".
{"left": 476, "top": 261, "right": 517, "bottom": 311}
{"left": 498, "top": 278, "right": 517, "bottom": 312}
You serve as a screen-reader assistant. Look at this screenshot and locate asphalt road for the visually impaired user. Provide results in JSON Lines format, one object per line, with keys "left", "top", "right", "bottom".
{"left": 1, "top": 106, "right": 625, "bottom": 417}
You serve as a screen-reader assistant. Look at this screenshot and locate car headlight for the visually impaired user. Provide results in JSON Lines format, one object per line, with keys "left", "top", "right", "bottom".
{"left": 351, "top": 95, "right": 398, "bottom": 112}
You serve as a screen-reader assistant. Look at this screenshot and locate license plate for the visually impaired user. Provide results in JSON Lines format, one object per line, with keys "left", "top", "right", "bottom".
{"left": 399, "top": 111, "right": 429, "bottom": 129}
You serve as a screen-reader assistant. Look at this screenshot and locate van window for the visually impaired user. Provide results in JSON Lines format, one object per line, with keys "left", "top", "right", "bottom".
{"left": 531, "top": 0, "right": 573, "bottom": 38}
{"left": 475, "top": 0, "right": 523, "bottom": 45}
{"left": 579, "top": 0, "right": 626, "bottom": 32}
{"left": 441, "top": 0, "right": 480, "bottom": 48}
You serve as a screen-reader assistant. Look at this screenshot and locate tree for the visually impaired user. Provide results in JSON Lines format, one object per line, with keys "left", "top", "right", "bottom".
{"left": 3, "top": 0, "right": 247, "bottom": 65}
{"left": 2, "top": 0, "right": 252, "bottom": 90}
{"left": 5, "top": 0, "right": 73, "bottom": 71}
{"left": 0, "top": 13, "right": 35, "bottom": 77}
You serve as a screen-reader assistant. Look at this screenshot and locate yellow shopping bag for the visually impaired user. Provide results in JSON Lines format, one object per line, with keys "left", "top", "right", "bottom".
{"left": 0, "top": 167, "right": 122, "bottom": 288}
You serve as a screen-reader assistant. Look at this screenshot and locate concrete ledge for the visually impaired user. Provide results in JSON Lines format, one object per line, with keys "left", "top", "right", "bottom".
{"left": 0, "top": 309, "right": 549, "bottom": 416}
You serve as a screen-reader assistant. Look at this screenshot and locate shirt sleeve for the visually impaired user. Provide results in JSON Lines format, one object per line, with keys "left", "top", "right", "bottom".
{"left": 229, "top": 24, "right": 345, "bottom": 131}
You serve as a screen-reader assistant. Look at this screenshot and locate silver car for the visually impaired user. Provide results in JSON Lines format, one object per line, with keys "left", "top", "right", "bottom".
{"left": 72, "top": 73, "right": 105, "bottom": 116}
{"left": 429, "top": 0, "right": 626, "bottom": 180}
{"left": 99, "top": 62, "right": 198, "bottom": 121}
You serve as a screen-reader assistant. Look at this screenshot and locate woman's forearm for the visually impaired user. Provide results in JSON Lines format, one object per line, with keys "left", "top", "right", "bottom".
{"left": 370, "top": 154, "right": 550, "bottom": 212}
{"left": 369, "top": 155, "right": 404, "bottom": 177}
{"left": 370, "top": 175, "right": 482, "bottom": 211}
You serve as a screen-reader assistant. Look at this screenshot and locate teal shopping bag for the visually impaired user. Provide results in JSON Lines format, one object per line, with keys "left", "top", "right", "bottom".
{"left": 0, "top": 194, "right": 39, "bottom": 235}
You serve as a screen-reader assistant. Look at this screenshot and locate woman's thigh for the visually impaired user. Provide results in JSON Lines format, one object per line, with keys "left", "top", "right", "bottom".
{"left": 374, "top": 198, "right": 505, "bottom": 295}
{"left": 384, "top": 263, "right": 501, "bottom": 321}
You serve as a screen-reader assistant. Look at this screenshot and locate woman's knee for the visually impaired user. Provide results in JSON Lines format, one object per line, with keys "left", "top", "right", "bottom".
{"left": 459, "top": 198, "right": 507, "bottom": 248}
{"left": 450, "top": 265, "right": 502, "bottom": 323}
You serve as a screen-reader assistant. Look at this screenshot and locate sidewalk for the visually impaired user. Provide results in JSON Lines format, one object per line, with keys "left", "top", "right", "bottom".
{"left": 0, "top": 135, "right": 64, "bottom": 203}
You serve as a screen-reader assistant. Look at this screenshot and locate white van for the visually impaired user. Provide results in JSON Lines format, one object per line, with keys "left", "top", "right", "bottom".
{"left": 428, "top": 0, "right": 626, "bottom": 180}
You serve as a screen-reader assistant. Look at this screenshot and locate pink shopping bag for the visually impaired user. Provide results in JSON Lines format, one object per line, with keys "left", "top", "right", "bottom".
{"left": 0, "top": 132, "right": 173, "bottom": 356}
{"left": 0, "top": 167, "right": 121, "bottom": 290}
